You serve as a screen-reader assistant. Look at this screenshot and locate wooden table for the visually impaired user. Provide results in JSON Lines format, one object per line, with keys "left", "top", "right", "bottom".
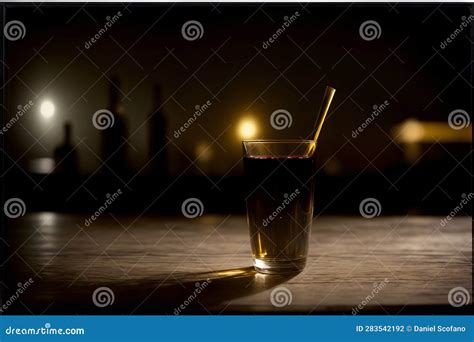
{"left": 4, "top": 213, "right": 472, "bottom": 314}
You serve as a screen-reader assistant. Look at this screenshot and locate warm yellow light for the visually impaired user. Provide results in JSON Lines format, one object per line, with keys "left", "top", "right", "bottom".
{"left": 238, "top": 118, "right": 257, "bottom": 139}
{"left": 40, "top": 100, "right": 55, "bottom": 118}
{"left": 401, "top": 119, "right": 424, "bottom": 143}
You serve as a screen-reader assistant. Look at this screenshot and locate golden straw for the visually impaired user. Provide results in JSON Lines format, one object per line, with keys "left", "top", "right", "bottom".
{"left": 306, "top": 86, "right": 336, "bottom": 156}
{"left": 313, "top": 86, "right": 336, "bottom": 142}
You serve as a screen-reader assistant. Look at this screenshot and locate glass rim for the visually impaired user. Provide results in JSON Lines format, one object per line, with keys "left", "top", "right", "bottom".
{"left": 242, "top": 139, "right": 315, "bottom": 144}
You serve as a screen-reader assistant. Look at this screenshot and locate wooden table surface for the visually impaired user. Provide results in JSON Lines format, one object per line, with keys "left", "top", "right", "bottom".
{"left": 4, "top": 213, "right": 472, "bottom": 314}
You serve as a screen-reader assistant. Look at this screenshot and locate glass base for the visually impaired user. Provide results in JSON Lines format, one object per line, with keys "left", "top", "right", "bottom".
{"left": 253, "top": 258, "right": 306, "bottom": 274}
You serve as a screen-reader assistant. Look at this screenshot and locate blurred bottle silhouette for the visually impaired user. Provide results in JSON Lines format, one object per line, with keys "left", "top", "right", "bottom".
{"left": 148, "top": 84, "right": 168, "bottom": 178}
{"left": 54, "top": 121, "right": 78, "bottom": 176}
{"left": 102, "top": 76, "right": 128, "bottom": 177}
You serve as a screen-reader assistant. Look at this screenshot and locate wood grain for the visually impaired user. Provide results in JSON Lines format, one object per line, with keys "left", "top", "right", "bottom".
{"left": 3, "top": 213, "right": 472, "bottom": 314}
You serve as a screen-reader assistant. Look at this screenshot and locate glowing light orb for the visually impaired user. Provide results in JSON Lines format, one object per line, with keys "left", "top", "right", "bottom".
{"left": 40, "top": 100, "right": 55, "bottom": 118}
{"left": 238, "top": 118, "right": 258, "bottom": 139}
{"left": 402, "top": 119, "right": 424, "bottom": 143}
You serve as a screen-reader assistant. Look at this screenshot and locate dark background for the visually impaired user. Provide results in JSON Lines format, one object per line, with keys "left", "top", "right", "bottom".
{"left": 1, "top": 2, "right": 472, "bottom": 216}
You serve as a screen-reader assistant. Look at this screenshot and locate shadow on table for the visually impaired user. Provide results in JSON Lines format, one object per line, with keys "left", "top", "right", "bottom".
{"left": 115, "top": 266, "right": 297, "bottom": 314}
{"left": 20, "top": 266, "right": 297, "bottom": 314}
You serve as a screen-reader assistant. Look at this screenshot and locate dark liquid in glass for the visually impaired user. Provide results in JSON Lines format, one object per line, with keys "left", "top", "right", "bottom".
{"left": 244, "top": 155, "right": 315, "bottom": 273}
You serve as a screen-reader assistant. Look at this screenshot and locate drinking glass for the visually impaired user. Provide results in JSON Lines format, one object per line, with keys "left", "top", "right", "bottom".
{"left": 243, "top": 140, "right": 316, "bottom": 274}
